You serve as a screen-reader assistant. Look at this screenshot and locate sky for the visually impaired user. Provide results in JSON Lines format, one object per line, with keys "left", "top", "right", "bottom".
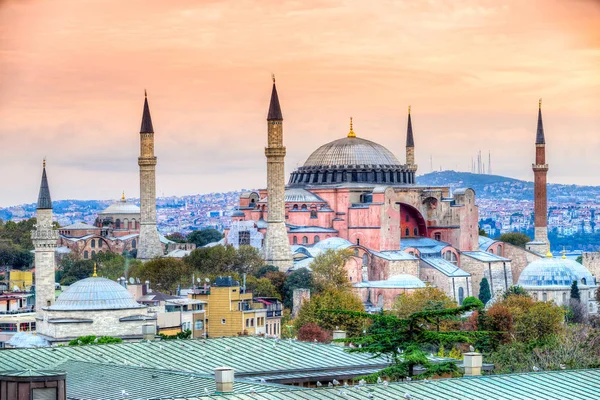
{"left": 0, "top": 0, "right": 599, "bottom": 207}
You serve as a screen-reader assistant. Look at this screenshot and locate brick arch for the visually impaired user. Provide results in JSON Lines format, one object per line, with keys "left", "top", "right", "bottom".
{"left": 399, "top": 203, "right": 427, "bottom": 238}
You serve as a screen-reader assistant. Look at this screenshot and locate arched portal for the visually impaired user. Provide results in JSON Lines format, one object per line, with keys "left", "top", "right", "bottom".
{"left": 398, "top": 203, "right": 427, "bottom": 238}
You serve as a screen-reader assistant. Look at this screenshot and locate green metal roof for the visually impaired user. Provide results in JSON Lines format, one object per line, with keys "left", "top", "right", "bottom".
{"left": 171, "top": 369, "right": 600, "bottom": 400}
{"left": 0, "top": 336, "right": 388, "bottom": 378}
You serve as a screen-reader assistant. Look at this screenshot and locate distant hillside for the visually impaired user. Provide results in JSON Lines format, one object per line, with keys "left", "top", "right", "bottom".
{"left": 417, "top": 171, "right": 600, "bottom": 203}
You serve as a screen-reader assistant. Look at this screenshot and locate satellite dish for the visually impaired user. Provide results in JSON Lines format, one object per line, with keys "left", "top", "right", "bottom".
{"left": 129, "top": 277, "right": 135, "bottom": 284}
{"left": 136, "top": 278, "right": 141, "bottom": 284}
{"left": 196, "top": 278, "right": 201, "bottom": 283}
{"left": 205, "top": 278, "right": 210, "bottom": 283}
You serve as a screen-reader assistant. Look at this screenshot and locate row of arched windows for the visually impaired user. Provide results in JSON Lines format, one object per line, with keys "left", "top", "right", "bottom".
{"left": 292, "top": 236, "right": 320, "bottom": 245}
{"left": 115, "top": 218, "right": 138, "bottom": 230}
{"left": 404, "top": 227, "right": 419, "bottom": 237}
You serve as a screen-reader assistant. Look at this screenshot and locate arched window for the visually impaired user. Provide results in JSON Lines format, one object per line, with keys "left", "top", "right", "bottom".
{"left": 582, "top": 278, "right": 587, "bottom": 285}
{"left": 91, "top": 250, "right": 96, "bottom": 257}
{"left": 443, "top": 251, "right": 458, "bottom": 265}
{"left": 116, "top": 219, "right": 121, "bottom": 229}
{"left": 413, "top": 227, "right": 418, "bottom": 236}
{"left": 302, "top": 236, "right": 308, "bottom": 245}
{"left": 458, "top": 287, "right": 465, "bottom": 305}
{"left": 356, "top": 238, "right": 360, "bottom": 245}
{"left": 132, "top": 239, "right": 137, "bottom": 249}
{"left": 310, "top": 210, "right": 317, "bottom": 218}
{"left": 405, "top": 228, "right": 410, "bottom": 236}
{"left": 362, "top": 253, "right": 368, "bottom": 268}
{"left": 301, "top": 204, "right": 307, "bottom": 210}
{"left": 123, "top": 219, "right": 129, "bottom": 230}
{"left": 98, "top": 240, "right": 103, "bottom": 248}
{"left": 434, "top": 232, "right": 441, "bottom": 241}
{"left": 377, "top": 294, "right": 384, "bottom": 308}
{"left": 314, "top": 236, "right": 320, "bottom": 244}
{"left": 292, "top": 204, "right": 298, "bottom": 210}
{"left": 497, "top": 245, "right": 503, "bottom": 257}
{"left": 354, "top": 249, "right": 359, "bottom": 257}
{"left": 562, "top": 292, "right": 567, "bottom": 303}
{"left": 542, "top": 292, "right": 547, "bottom": 302}
{"left": 91, "top": 239, "right": 96, "bottom": 248}
{"left": 405, "top": 214, "right": 409, "bottom": 222}
{"left": 293, "top": 236, "right": 298, "bottom": 245}
{"left": 84, "top": 250, "right": 89, "bottom": 259}
{"left": 489, "top": 248, "right": 494, "bottom": 254}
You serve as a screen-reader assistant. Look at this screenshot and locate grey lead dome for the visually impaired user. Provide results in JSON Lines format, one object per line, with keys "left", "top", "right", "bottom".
{"left": 48, "top": 277, "right": 144, "bottom": 311}
{"left": 302, "top": 137, "right": 401, "bottom": 168}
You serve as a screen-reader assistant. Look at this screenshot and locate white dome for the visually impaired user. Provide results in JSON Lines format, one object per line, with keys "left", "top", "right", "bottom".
{"left": 100, "top": 200, "right": 140, "bottom": 215}
{"left": 48, "top": 277, "right": 144, "bottom": 311}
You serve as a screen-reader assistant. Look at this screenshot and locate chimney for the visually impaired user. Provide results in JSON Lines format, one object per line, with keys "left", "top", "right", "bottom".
{"left": 214, "top": 367, "right": 234, "bottom": 393}
{"left": 332, "top": 329, "right": 347, "bottom": 346}
{"left": 142, "top": 324, "right": 157, "bottom": 341}
{"left": 145, "top": 280, "right": 151, "bottom": 293}
{"left": 463, "top": 352, "right": 482, "bottom": 376}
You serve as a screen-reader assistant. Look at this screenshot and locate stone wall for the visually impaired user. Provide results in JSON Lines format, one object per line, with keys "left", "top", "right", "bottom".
{"left": 460, "top": 255, "right": 512, "bottom": 299}
{"left": 32, "top": 208, "right": 59, "bottom": 318}
{"left": 504, "top": 244, "right": 541, "bottom": 284}
{"left": 292, "top": 288, "right": 310, "bottom": 318}
{"left": 583, "top": 252, "right": 600, "bottom": 282}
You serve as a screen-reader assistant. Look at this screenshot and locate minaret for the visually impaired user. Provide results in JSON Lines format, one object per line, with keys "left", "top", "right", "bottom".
{"left": 263, "top": 76, "right": 293, "bottom": 271}
{"left": 526, "top": 99, "right": 550, "bottom": 255}
{"left": 137, "top": 91, "right": 163, "bottom": 260}
{"left": 405, "top": 106, "right": 417, "bottom": 183}
{"left": 31, "top": 159, "right": 58, "bottom": 319}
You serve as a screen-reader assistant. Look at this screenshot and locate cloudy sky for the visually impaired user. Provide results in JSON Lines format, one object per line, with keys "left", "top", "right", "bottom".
{"left": 0, "top": 0, "right": 599, "bottom": 206}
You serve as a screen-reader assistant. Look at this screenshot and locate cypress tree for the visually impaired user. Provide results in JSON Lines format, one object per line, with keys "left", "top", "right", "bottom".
{"left": 570, "top": 280, "right": 581, "bottom": 300}
{"left": 479, "top": 277, "right": 492, "bottom": 305}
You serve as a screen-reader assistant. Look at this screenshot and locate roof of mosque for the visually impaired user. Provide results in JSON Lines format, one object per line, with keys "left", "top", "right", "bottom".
{"left": 6, "top": 332, "right": 50, "bottom": 348}
{"left": 301, "top": 136, "right": 402, "bottom": 168}
{"left": 518, "top": 256, "right": 595, "bottom": 288}
{"left": 259, "top": 188, "right": 327, "bottom": 204}
{"left": 422, "top": 257, "right": 471, "bottom": 277}
{"left": 369, "top": 250, "right": 418, "bottom": 261}
{"left": 461, "top": 251, "right": 510, "bottom": 262}
{"left": 36, "top": 166, "right": 53, "bottom": 210}
{"left": 353, "top": 274, "right": 426, "bottom": 289}
{"left": 60, "top": 222, "right": 97, "bottom": 230}
{"left": 478, "top": 235, "right": 499, "bottom": 251}
{"left": 47, "top": 277, "right": 145, "bottom": 311}
{"left": 100, "top": 200, "right": 141, "bottom": 215}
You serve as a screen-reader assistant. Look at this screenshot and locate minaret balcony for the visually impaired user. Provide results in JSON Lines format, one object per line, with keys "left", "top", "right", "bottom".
{"left": 265, "top": 147, "right": 287, "bottom": 157}
{"left": 532, "top": 163, "right": 548, "bottom": 171}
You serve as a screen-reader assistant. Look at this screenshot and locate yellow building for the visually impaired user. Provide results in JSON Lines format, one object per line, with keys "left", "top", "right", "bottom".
{"left": 9, "top": 270, "right": 33, "bottom": 291}
{"left": 189, "top": 277, "right": 281, "bottom": 338}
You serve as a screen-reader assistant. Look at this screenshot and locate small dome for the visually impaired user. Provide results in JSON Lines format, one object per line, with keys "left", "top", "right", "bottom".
{"left": 231, "top": 210, "right": 245, "bottom": 217}
{"left": 48, "top": 277, "right": 144, "bottom": 311}
{"left": 100, "top": 199, "right": 140, "bottom": 215}
{"left": 312, "top": 237, "right": 353, "bottom": 251}
{"left": 302, "top": 137, "right": 401, "bottom": 168}
{"left": 517, "top": 257, "right": 592, "bottom": 288}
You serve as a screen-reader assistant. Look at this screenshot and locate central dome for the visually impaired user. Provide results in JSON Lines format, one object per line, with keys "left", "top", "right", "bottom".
{"left": 48, "top": 277, "right": 145, "bottom": 311}
{"left": 302, "top": 137, "right": 402, "bottom": 168}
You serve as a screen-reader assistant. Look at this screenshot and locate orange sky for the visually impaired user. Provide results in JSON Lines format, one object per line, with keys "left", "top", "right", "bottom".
{"left": 0, "top": 0, "right": 599, "bottom": 206}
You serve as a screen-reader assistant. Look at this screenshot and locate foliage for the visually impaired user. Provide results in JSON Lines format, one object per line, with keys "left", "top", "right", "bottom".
{"left": 282, "top": 268, "right": 312, "bottom": 309}
{"left": 264, "top": 271, "right": 286, "bottom": 300}
{"left": 183, "top": 245, "right": 264, "bottom": 276}
{"left": 394, "top": 286, "right": 456, "bottom": 319}
{"left": 0, "top": 217, "right": 40, "bottom": 251}
{"left": 576, "top": 255, "right": 583, "bottom": 264}
{"left": 159, "top": 330, "right": 192, "bottom": 340}
{"left": 165, "top": 232, "right": 187, "bottom": 243}
{"left": 497, "top": 232, "right": 531, "bottom": 248}
{"left": 129, "top": 258, "right": 191, "bottom": 293}
{"left": 478, "top": 277, "right": 492, "bottom": 305}
{"left": 570, "top": 281, "right": 581, "bottom": 300}
{"left": 310, "top": 248, "right": 354, "bottom": 294}
{"left": 0, "top": 242, "right": 33, "bottom": 269}
{"left": 503, "top": 286, "right": 530, "bottom": 299}
{"left": 187, "top": 228, "right": 223, "bottom": 247}
{"left": 68, "top": 335, "right": 123, "bottom": 346}
{"left": 92, "top": 252, "right": 127, "bottom": 281}
{"left": 330, "top": 302, "right": 488, "bottom": 380}
{"left": 234, "top": 245, "right": 265, "bottom": 275}
{"left": 245, "top": 276, "right": 280, "bottom": 299}
{"left": 297, "top": 322, "right": 331, "bottom": 343}
{"left": 478, "top": 228, "right": 487, "bottom": 237}
{"left": 59, "top": 256, "right": 94, "bottom": 285}
{"left": 294, "top": 289, "right": 365, "bottom": 336}
{"left": 567, "top": 298, "right": 587, "bottom": 324}
{"left": 513, "top": 300, "right": 565, "bottom": 345}
{"left": 461, "top": 296, "right": 484, "bottom": 309}
{"left": 436, "top": 345, "right": 462, "bottom": 360}
{"left": 255, "top": 265, "right": 279, "bottom": 278}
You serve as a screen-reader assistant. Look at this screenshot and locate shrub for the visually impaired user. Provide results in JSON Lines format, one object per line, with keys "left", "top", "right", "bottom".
{"left": 462, "top": 296, "right": 484, "bottom": 309}
{"left": 297, "top": 323, "right": 331, "bottom": 343}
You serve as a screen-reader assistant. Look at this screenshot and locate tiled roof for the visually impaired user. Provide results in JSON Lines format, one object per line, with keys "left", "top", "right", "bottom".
{"left": 60, "top": 222, "right": 97, "bottom": 230}
{"left": 421, "top": 257, "right": 470, "bottom": 278}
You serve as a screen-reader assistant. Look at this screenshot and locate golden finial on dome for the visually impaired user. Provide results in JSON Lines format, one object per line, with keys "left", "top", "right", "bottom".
{"left": 539, "top": 98, "right": 542, "bottom": 110}
{"left": 92, "top": 263, "right": 98, "bottom": 277}
{"left": 121, "top": 191, "right": 126, "bottom": 202}
{"left": 347, "top": 117, "right": 356, "bottom": 138}
{"left": 145, "top": 89, "right": 147, "bottom": 98}
{"left": 408, "top": 105, "right": 411, "bottom": 115}
{"left": 272, "top": 73, "right": 275, "bottom": 83}
{"left": 561, "top": 246, "right": 567, "bottom": 259}
{"left": 546, "top": 250, "right": 553, "bottom": 258}
{"left": 43, "top": 157, "right": 46, "bottom": 169}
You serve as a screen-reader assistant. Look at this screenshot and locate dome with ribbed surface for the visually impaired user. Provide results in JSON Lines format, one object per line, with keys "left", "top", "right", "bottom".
{"left": 48, "top": 277, "right": 144, "bottom": 310}
{"left": 517, "top": 257, "right": 593, "bottom": 288}
{"left": 100, "top": 200, "right": 140, "bottom": 215}
{"left": 303, "top": 137, "right": 401, "bottom": 168}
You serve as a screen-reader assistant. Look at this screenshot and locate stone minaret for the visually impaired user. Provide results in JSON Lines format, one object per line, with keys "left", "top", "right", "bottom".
{"left": 264, "top": 76, "right": 293, "bottom": 271}
{"left": 406, "top": 106, "right": 417, "bottom": 179}
{"left": 526, "top": 99, "right": 550, "bottom": 255}
{"left": 31, "top": 160, "right": 58, "bottom": 319}
{"left": 137, "top": 91, "right": 163, "bottom": 260}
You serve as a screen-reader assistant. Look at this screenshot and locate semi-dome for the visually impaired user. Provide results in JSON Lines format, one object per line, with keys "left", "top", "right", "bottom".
{"left": 288, "top": 122, "right": 415, "bottom": 187}
{"left": 517, "top": 257, "right": 591, "bottom": 288}
{"left": 48, "top": 277, "right": 145, "bottom": 311}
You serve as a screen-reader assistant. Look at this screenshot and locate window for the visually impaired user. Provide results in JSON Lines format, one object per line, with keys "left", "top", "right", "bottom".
{"left": 221, "top": 319, "right": 226, "bottom": 324}
{"left": 302, "top": 236, "right": 308, "bottom": 245}
{"left": 116, "top": 219, "right": 121, "bottom": 229}
{"left": 91, "top": 250, "right": 96, "bottom": 257}
{"left": 293, "top": 236, "right": 298, "bottom": 245}
{"left": 301, "top": 204, "right": 307, "bottom": 210}
{"left": 356, "top": 238, "right": 360, "bottom": 245}
{"left": 497, "top": 245, "right": 502, "bottom": 256}
{"left": 405, "top": 228, "right": 410, "bottom": 236}
{"left": 91, "top": 239, "right": 96, "bottom": 248}
{"left": 362, "top": 253, "right": 369, "bottom": 268}
{"left": 132, "top": 239, "right": 137, "bottom": 249}
{"left": 310, "top": 210, "right": 317, "bottom": 218}
{"left": 562, "top": 292, "right": 567, "bottom": 303}
{"left": 314, "top": 236, "right": 320, "bottom": 244}
{"left": 443, "top": 251, "right": 458, "bottom": 265}
{"left": 195, "top": 320, "right": 204, "bottom": 331}
{"left": 413, "top": 227, "right": 418, "bottom": 236}
{"left": 542, "top": 292, "right": 547, "bottom": 302}
{"left": 98, "top": 240, "right": 103, "bottom": 248}
{"left": 239, "top": 230, "right": 251, "bottom": 246}
{"left": 405, "top": 214, "right": 409, "bottom": 222}
{"left": 582, "top": 278, "right": 587, "bottom": 285}
{"left": 434, "top": 233, "right": 441, "bottom": 241}
{"left": 32, "top": 388, "right": 57, "bottom": 400}
{"left": 489, "top": 248, "right": 494, "bottom": 254}
{"left": 458, "top": 287, "right": 465, "bottom": 305}
{"left": 246, "top": 318, "right": 250, "bottom": 328}
{"left": 292, "top": 204, "right": 298, "bottom": 210}
{"left": 84, "top": 250, "right": 89, "bottom": 259}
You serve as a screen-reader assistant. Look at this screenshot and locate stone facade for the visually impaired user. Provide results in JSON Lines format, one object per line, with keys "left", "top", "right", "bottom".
{"left": 263, "top": 82, "right": 293, "bottom": 271}
{"left": 32, "top": 208, "right": 58, "bottom": 318}
{"left": 504, "top": 243, "right": 542, "bottom": 284}
{"left": 137, "top": 95, "right": 163, "bottom": 260}
{"left": 583, "top": 252, "right": 600, "bottom": 282}
{"left": 292, "top": 288, "right": 310, "bottom": 318}
{"left": 459, "top": 254, "right": 512, "bottom": 299}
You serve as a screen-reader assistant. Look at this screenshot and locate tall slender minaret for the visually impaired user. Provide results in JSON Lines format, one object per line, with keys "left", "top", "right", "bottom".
{"left": 406, "top": 106, "right": 417, "bottom": 182}
{"left": 263, "top": 76, "right": 293, "bottom": 271}
{"left": 526, "top": 99, "right": 550, "bottom": 255}
{"left": 137, "top": 91, "right": 163, "bottom": 260}
{"left": 31, "top": 160, "right": 58, "bottom": 319}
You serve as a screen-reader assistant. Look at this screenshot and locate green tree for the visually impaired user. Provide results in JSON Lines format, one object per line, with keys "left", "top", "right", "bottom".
{"left": 187, "top": 228, "right": 223, "bottom": 247}
{"left": 68, "top": 336, "right": 123, "bottom": 346}
{"left": 310, "top": 248, "right": 354, "bottom": 294}
{"left": 479, "top": 228, "right": 488, "bottom": 237}
{"left": 294, "top": 289, "right": 365, "bottom": 336}
{"left": 394, "top": 286, "right": 456, "bottom": 319}
{"left": 245, "top": 276, "right": 280, "bottom": 298}
{"left": 282, "top": 268, "right": 312, "bottom": 309}
{"left": 576, "top": 255, "right": 583, "bottom": 264}
{"left": 130, "top": 258, "right": 191, "bottom": 293}
{"left": 570, "top": 281, "right": 580, "bottom": 300}
{"left": 255, "top": 265, "right": 279, "bottom": 278}
{"left": 60, "top": 257, "right": 94, "bottom": 284}
{"left": 92, "top": 252, "right": 127, "bottom": 281}
{"left": 503, "top": 286, "right": 530, "bottom": 300}
{"left": 264, "top": 271, "right": 286, "bottom": 300}
{"left": 183, "top": 245, "right": 237, "bottom": 275}
{"left": 462, "top": 296, "right": 484, "bottom": 309}
{"left": 498, "top": 232, "right": 531, "bottom": 248}
{"left": 234, "top": 245, "right": 265, "bottom": 275}
{"left": 479, "top": 277, "right": 492, "bottom": 305}
{"left": 165, "top": 232, "right": 187, "bottom": 243}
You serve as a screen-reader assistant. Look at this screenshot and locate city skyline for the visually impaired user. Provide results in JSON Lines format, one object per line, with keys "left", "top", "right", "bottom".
{"left": 1, "top": 0, "right": 599, "bottom": 206}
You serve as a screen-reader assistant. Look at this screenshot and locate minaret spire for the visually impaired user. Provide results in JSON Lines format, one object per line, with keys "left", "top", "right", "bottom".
{"left": 37, "top": 159, "right": 52, "bottom": 210}
{"left": 405, "top": 105, "right": 417, "bottom": 183}
{"left": 264, "top": 77, "right": 293, "bottom": 271}
{"left": 536, "top": 98, "right": 545, "bottom": 144}
{"left": 140, "top": 90, "right": 154, "bottom": 134}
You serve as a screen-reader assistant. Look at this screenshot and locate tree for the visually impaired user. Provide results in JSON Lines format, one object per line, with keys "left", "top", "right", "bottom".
{"left": 187, "top": 229, "right": 223, "bottom": 247}
{"left": 255, "top": 265, "right": 279, "bottom": 278}
{"left": 479, "top": 228, "right": 488, "bottom": 237}
{"left": 245, "top": 276, "right": 280, "bottom": 298}
{"left": 92, "top": 252, "right": 127, "bottom": 281}
{"left": 462, "top": 296, "right": 484, "bottom": 309}
{"left": 264, "top": 271, "right": 286, "bottom": 300}
{"left": 183, "top": 245, "right": 237, "bottom": 275}
{"left": 60, "top": 257, "right": 94, "bottom": 285}
{"left": 503, "top": 286, "right": 530, "bottom": 300}
{"left": 294, "top": 289, "right": 365, "bottom": 336}
{"left": 234, "top": 245, "right": 265, "bottom": 275}
{"left": 331, "top": 302, "right": 489, "bottom": 380}
{"left": 479, "top": 277, "right": 492, "bottom": 305}
{"left": 310, "top": 248, "right": 354, "bottom": 294}
{"left": 515, "top": 301, "right": 564, "bottom": 344}
{"left": 297, "top": 323, "right": 331, "bottom": 343}
{"left": 165, "top": 232, "right": 187, "bottom": 243}
{"left": 68, "top": 336, "right": 123, "bottom": 346}
{"left": 282, "top": 268, "right": 312, "bottom": 309}
{"left": 570, "top": 281, "right": 580, "bottom": 300}
{"left": 498, "top": 232, "right": 531, "bottom": 248}
{"left": 567, "top": 298, "right": 587, "bottom": 324}
{"left": 130, "top": 258, "right": 191, "bottom": 293}
{"left": 394, "top": 287, "right": 456, "bottom": 319}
